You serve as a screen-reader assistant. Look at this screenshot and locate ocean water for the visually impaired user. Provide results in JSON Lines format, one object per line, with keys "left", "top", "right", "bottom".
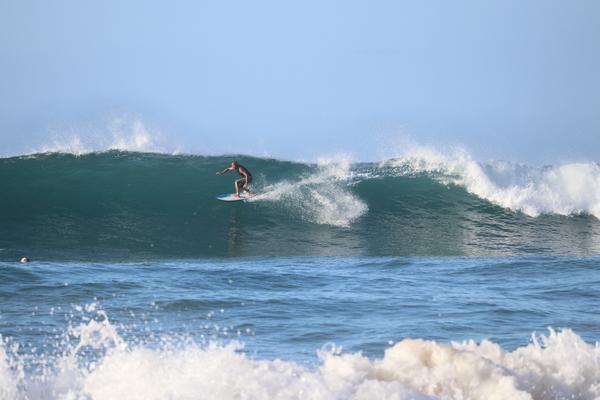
{"left": 1, "top": 149, "right": 600, "bottom": 399}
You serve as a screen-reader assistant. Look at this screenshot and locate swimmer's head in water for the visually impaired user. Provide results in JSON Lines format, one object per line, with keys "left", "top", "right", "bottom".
{"left": 20, "top": 257, "right": 30, "bottom": 263}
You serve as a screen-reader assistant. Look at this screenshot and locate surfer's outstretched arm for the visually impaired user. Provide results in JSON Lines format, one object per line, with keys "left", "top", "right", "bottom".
{"left": 216, "top": 167, "right": 232, "bottom": 176}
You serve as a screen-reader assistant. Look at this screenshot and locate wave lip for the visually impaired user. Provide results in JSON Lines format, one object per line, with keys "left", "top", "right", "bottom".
{"left": 384, "top": 145, "right": 600, "bottom": 219}
{"left": 0, "top": 308, "right": 598, "bottom": 400}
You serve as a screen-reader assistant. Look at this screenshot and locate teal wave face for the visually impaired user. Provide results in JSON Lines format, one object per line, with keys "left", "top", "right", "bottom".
{"left": 1, "top": 151, "right": 599, "bottom": 260}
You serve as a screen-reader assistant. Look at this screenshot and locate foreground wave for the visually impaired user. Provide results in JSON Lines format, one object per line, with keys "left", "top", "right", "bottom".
{"left": 0, "top": 309, "right": 597, "bottom": 400}
{"left": 1, "top": 151, "right": 600, "bottom": 259}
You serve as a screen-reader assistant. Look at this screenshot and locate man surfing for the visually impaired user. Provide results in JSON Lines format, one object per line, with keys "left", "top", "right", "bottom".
{"left": 216, "top": 161, "right": 253, "bottom": 197}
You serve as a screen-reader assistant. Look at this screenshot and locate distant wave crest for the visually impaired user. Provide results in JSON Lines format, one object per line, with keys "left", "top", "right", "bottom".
{"left": 31, "top": 116, "right": 179, "bottom": 156}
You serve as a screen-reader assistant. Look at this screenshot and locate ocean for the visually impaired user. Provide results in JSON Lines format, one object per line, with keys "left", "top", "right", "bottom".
{"left": 1, "top": 150, "right": 599, "bottom": 399}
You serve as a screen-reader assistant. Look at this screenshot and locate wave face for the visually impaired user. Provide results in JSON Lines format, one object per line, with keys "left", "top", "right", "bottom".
{"left": 1, "top": 151, "right": 600, "bottom": 259}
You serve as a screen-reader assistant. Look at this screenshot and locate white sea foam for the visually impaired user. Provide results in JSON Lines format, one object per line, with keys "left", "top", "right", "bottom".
{"left": 0, "top": 312, "right": 598, "bottom": 400}
{"left": 32, "top": 116, "right": 176, "bottom": 156}
{"left": 0, "top": 339, "right": 19, "bottom": 400}
{"left": 251, "top": 155, "right": 368, "bottom": 227}
{"left": 384, "top": 144, "right": 600, "bottom": 219}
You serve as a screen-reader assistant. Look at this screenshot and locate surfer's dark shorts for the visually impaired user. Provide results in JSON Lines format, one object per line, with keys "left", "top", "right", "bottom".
{"left": 236, "top": 176, "right": 252, "bottom": 188}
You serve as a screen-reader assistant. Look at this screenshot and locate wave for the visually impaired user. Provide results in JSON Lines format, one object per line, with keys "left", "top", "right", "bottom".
{"left": 383, "top": 145, "right": 600, "bottom": 219}
{"left": 1, "top": 150, "right": 600, "bottom": 259}
{"left": 0, "top": 308, "right": 598, "bottom": 400}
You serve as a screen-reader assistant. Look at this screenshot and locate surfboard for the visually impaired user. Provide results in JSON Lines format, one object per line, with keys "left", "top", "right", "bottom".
{"left": 216, "top": 193, "right": 252, "bottom": 202}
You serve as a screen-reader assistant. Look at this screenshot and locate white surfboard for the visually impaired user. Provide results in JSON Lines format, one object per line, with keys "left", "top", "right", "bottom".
{"left": 216, "top": 193, "right": 252, "bottom": 202}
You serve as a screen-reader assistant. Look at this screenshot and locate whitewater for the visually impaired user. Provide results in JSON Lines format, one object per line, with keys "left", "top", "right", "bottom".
{"left": 1, "top": 322, "right": 598, "bottom": 400}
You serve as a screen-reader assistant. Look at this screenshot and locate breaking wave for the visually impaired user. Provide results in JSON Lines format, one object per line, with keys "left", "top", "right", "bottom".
{"left": 1, "top": 147, "right": 600, "bottom": 259}
{"left": 0, "top": 308, "right": 598, "bottom": 400}
{"left": 384, "top": 144, "right": 600, "bottom": 219}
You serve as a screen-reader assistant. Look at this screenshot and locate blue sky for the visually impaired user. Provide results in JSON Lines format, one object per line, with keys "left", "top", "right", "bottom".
{"left": 1, "top": 0, "right": 599, "bottom": 162}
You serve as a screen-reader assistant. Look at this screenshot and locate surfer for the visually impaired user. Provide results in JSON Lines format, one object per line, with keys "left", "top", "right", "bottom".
{"left": 216, "top": 161, "right": 253, "bottom": 197}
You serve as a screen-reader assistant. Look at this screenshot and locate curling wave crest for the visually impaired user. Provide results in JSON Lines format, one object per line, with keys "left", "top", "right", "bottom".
{"left": 384, "top": 145, "right": 600, "bottom": 219}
